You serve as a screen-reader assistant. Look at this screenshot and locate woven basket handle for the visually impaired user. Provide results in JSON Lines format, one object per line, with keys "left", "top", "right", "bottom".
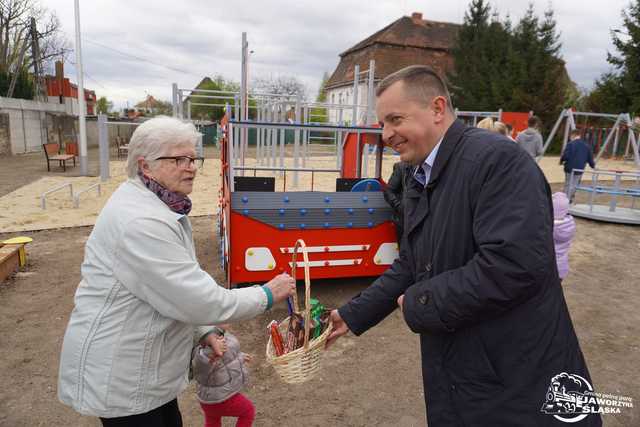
{"left": 290, "top": 239, "right": 312, "bottom": 351}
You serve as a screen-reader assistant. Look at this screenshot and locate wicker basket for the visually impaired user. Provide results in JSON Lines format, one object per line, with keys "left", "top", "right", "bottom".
{"left": 266, "top": 239, "right": 333, "bottom": 384}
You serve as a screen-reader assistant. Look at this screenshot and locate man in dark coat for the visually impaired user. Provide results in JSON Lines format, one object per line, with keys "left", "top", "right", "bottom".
{"left": 560, "top": 129, "right": 596, "bottom": 202}
{"left": 383, "top": 161, "right": 410, "bottom": 244}
{"left": 327, "top": 66, "right": 601, "bottom": 426}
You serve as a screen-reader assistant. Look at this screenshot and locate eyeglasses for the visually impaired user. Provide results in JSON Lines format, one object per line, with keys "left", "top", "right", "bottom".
{"left": 154, "top": 156, "right": 205, "bottom": 169}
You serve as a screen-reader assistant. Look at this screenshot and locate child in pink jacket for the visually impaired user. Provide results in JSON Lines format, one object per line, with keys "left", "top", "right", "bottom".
{"left": 552, "top": 192, "right": 576, "bottom": 281}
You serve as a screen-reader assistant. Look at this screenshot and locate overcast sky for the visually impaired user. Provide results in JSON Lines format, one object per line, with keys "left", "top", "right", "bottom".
{"left": 44, "top": 0, "right": 630, "bottom": 110}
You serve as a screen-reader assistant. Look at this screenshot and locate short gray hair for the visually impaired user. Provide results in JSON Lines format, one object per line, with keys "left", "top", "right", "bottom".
{"left": 376, "top": 65, "right": 454, "bottom": 113}
{"left": 126, "top": 116, "right": 199, "bottom": 178}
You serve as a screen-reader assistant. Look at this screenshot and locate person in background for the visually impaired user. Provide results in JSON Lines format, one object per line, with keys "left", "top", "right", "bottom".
{"left": 493, "top": 121, "right": 509, "bottom": 137}
{"left": 516, "top": 115, "right": 544, "bottom": 158}
{"left": 192, "top": 326, "right": 255, "bottom": 427}
{"left": 552, "top": 192, "right": 576, "bottom": 283}
{"left": 383, "top": 161, "right": 410, "bottom": 245}
{"left": 506, "top": 123, "right": 516, "bottom": 141}
{"left": 560, "top": 129, "right": 596, "bottom": 203}
{"left": 476, "top": 116, "right": 494, "bottom": 130}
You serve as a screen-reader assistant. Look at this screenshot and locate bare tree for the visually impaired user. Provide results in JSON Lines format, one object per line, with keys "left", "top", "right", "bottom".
{"left": 252, "top": 74, "right": 308, "bottom": 100}
{"left": 0, "top": 0, "right": 70, "bottom": 97}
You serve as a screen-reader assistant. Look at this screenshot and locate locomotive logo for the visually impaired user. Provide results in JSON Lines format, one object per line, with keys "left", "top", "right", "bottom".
{"left": 541, "top": 372, "right": 597, "bottom": 423}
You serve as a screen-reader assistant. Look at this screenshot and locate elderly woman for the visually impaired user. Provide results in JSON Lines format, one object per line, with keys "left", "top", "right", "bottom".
{"left": 58, "top": 116, "right": 295, "bottom": 426}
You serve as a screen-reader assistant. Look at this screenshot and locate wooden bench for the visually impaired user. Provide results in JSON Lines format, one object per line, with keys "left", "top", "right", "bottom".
{"left": 43, "top": 143, "right": 76, "bottom": 172}
{"left": 0, "top": 245, "right": 20, "bottom": 283}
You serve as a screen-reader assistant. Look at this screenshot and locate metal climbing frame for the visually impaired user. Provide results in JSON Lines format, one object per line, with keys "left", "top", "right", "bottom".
{"left": 541, "top": 109, "right": 640, "bottom": 167}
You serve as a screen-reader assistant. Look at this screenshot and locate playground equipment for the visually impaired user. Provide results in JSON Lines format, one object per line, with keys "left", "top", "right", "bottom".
{"left": 40, "top": 182, "right": 73, "bottom": 209}
{"left": 0, "top": 236, "right": 32, "bottom": 283}
{"left": 40, "top": 181, "right": 102, "bottom": 209}
{"left": 219, "top": 115, "right": 397, "bottom": 286}
{"left": 73, "top": 183, "right": 101, "bottom": 208}
{"left": 569, "top": 169, "right": 640, "bottom": 225}
{"left": 455, "top": 109, "right": 502, "bottom": 126}
{"left": 542, "top": 109, "right": 640, "bottom": 167}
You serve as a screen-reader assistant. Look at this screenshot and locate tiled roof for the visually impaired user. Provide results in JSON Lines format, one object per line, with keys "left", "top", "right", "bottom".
{"left": 326, "top": 14, "right": 460, "bottom": 89}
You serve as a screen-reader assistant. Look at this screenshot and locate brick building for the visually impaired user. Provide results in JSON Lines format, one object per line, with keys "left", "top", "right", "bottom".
{"left": 44, "top": 61, "right": 96, "bottom": 115}
{"left": 325, "top": 12, "right": 460, "bottom": 124}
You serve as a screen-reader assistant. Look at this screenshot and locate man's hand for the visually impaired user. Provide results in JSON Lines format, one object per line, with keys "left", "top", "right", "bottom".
{"left": 397, "top": 294, "right": 405, "bottom": 313}
{"left": 243, "top": 353, "right": 253, "bottom": 364}
{"left": 264, "top": 273, "right": 296, "bottom": 304}
{"left": 325, "top": 309, "right": 350, "bottom": 349}
{"left": 204, "top": 334, "right": 227, "bottom": 361}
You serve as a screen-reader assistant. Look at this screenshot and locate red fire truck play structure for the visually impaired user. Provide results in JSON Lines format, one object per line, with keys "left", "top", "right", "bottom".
{"left": 218, "top": 119, "right": 398, "bottom": 287}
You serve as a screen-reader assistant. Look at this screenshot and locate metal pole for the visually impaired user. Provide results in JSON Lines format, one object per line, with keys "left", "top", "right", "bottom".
{"left": 352, "top": 64, "right": 359, "bottom": 126}
{"left": 271, "top": 105, "right": 277, "bottom": 170}
{"left": 560, "top": 109, "right": 574, "bottom": 154}
{"left": 624, "top": 114, "right": 640, "bottom": 167}
{"left": 595, "top": 114, "right": 623, "bottom": 162}
{"left": 302, "top": 106, "right": 308, "bottom": 168}
{"left": 98, "top": 114, "right": 109, "bottom": 181}
{"left": 177, "top": 90, "right": 184, "bottom": 119}
{"left": 540, "top": 109, "right": 567, "bottom": 160}
{"left": 366, "top": 60, "right": 375, "bottom": 125}
{"left": 172, "top": 83, "right": 178, "bottom": 117}
{"left": 612, "top": 125, "right": 621, "bottom": 157}
{"left": 74, "top": 0, "right": 88, "bottom": 176}
{"left": 337, "top": 108, "right": 343, "bottom": 169}
{"left": 279, "top": 107, "right": 285, "bottom": 176}
{"left": 293, "top": 94, "right": 301, "bottom": 187}
{"left": 240, "top": 32, "right": 248, "bottom": 158}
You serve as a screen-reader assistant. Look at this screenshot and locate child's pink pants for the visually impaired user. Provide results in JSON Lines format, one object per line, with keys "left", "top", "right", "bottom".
{"left": 199, "top": 393, "right": 255, "bottom": 427}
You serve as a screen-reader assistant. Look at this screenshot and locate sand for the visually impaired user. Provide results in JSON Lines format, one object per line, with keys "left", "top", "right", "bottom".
{"left": 0, "top": 154, "right": 637, "bottom": 233}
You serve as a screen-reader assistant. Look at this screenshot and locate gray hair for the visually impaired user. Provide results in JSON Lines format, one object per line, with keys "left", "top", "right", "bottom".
{"left": 376, "top": 65, "right": 454, "bottom": 113}
{"left": 126, "top": 116, "right": 199, "bottom": 178}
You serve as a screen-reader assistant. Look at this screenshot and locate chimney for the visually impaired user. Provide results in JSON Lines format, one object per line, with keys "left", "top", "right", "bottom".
{"left": 411, "top": 12, "right": 423, "bottom": 23}
{"left": 55, "top": 61, "right": 64, "bottom": 82}
{"left": 55, "top": 61, "right": 64, "bottom": 103}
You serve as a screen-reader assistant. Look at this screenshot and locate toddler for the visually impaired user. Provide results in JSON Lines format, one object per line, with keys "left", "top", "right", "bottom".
{"left": 552, "top": 192, "right": 576, "bottom": 281}
{"left": 192, "top": 327, "right": 255, "bottom": 427}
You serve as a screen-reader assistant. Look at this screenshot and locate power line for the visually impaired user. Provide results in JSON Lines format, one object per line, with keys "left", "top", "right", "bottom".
{"left": 65, "top": 60, "right": 107, "bottom": 90}
{"left": 82, "top": 37, "right": 203, "bottom": 79}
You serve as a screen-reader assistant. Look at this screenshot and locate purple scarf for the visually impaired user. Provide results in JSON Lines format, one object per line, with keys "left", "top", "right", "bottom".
{"left": 138, "top": 171, "right": 192, "bottom": 215}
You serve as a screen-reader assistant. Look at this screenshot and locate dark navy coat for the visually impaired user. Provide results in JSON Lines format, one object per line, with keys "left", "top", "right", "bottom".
{"left": 560, "top": 138, "right": 595, "bottom": 174}
{"left": 339, "top": 120, "right": 601, "bottom": 426}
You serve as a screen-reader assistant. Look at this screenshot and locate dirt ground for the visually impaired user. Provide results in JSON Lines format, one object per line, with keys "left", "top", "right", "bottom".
{"left": 0, "top": 149, "right": 639, "bottom": 426}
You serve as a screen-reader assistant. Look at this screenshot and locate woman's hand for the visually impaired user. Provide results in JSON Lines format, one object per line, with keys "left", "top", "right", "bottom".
{"left": 242, "top": 353, "right": 253, "bottom": 364}
{"left": 264, "top": 273, "right": 296, "bottom": 304}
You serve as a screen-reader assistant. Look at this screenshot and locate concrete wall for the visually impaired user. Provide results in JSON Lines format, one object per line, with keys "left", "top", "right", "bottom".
{"left": 0, "top": 96, "right": 142, "bottom": 156}
{"left": 0, "top": 97, "right": 67, "bottom": 154}
{"left": 0, "top": 113, "right": 10, "bottom": 156}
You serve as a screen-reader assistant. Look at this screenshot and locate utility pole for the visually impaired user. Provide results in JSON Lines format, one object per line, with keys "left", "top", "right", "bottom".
{"left": 74, "top": 0, "right": 88, "bottom": 176}
{"left": 30, "top": 17, "right": 46, "bottom": 101}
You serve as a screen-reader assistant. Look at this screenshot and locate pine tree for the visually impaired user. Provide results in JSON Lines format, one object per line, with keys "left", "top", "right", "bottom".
{"left": 449, "top": 0, "right": 493, "bottom": 110}
{"left": 608, "top": 0, "right": 640, "bottom": 113}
